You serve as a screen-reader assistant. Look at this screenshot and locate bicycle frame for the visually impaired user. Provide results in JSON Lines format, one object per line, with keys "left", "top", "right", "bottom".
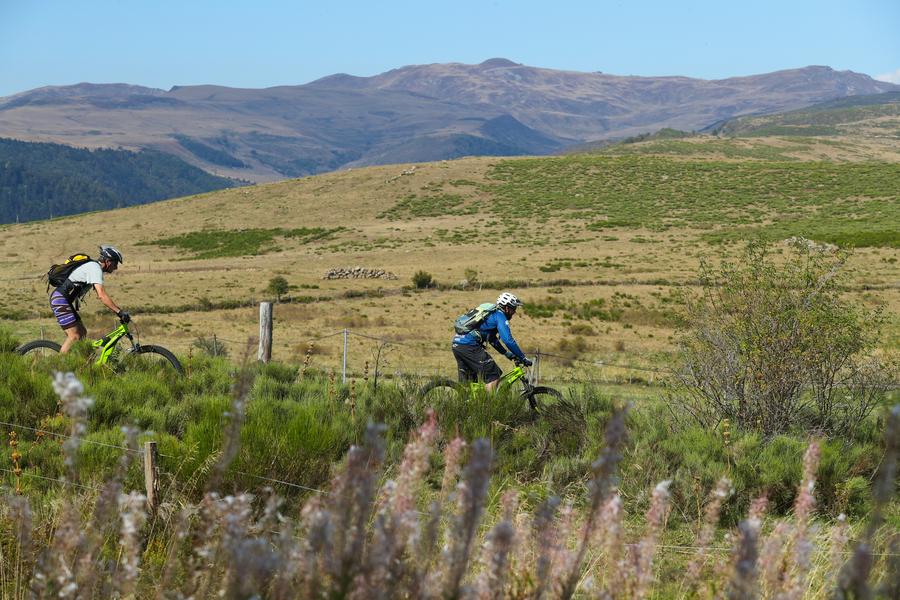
{"left": 91, "top": 322, "right": 135, "bottom": 365}
{"left": 467, "top": 365, "right": 530, "bottom": 396}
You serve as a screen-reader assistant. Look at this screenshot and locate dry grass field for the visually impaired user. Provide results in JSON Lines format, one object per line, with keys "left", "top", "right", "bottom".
{"left": 2, "top": 135, "right": 898, "bottom": 381}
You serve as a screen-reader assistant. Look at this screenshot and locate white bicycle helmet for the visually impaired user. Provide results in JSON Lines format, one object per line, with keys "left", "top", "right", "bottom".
{"left": 99, "top": 244, "right": 124, "bottom": 264}
{"left": 496, "top": 292, "right": 524, "bottom": 308}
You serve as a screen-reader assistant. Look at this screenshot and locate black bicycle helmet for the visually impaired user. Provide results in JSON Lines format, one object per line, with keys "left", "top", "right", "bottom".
{"left": 99, "top": 244, "right": 124, "bottom": 264}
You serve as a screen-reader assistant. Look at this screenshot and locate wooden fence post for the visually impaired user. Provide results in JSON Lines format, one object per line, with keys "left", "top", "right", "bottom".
{"left": 258, "top": 302, "right": 272, "bottom": 362}
{"left": 144, "top": 441, "right": 159, "bottom": 512}
{"left": 342, "top": 329, "right": 349, "bottom": 384}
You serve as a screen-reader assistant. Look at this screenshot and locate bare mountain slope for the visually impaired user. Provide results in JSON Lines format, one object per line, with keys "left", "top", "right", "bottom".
{"left": 0, "top": 60, "right": 895, "bottom": 181}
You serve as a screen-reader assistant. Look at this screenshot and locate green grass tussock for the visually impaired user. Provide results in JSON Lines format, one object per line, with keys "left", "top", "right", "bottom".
{"left": 0, "top": 351, "right": 894, "bottom": 526}
{"left": 483, "top": 156, "right": 900, "bottom": 244}
{"left": 137, "top": 226, "right": 342, "bottom": 259}
{"left": 3, "top": 388, "right": 895, "bottom": 598}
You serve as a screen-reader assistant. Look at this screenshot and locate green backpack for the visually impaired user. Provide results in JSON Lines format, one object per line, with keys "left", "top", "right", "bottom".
{"left": 454, "top": 303, "right": 498, "bottom": 338}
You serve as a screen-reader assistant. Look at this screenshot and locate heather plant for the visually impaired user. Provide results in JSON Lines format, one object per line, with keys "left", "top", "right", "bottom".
{"left": 1, "top": 372, "right": 897, "bottom": 598}
{"left": 2, "top": 354, "right": 891, "bottom": 522}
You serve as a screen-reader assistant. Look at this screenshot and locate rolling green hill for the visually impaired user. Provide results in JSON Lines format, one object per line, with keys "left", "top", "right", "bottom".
{"left": 0, "top": 137, "right": 242, "bottom": 224}
{"left": 709, "top": 91, "right": 900, "bottom": 137}
{"left": 1, "top": 148, "right": 897, "bottom": 373}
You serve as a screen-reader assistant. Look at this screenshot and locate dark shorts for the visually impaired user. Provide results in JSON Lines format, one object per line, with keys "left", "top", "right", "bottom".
{"left": 50, "top": 290, "right": 80, "bottom": 330}
{"left": 452, "top": 342, "right": 502, "bottom": 384}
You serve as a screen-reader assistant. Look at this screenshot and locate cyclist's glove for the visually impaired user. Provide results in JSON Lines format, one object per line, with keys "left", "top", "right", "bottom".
{"left": 117, "top": 311, "right": 131, "bottom": 323}
{"left": 522, "top": 357, "right": 534, "bottom": 367}
{"left": 504, "top": 351, "right": 516, "bottom": 361}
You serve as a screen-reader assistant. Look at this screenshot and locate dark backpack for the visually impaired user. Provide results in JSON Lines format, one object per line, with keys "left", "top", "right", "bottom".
{"left": 453, "top": 303, "right": 498, "bottom": 340}
{"left": 47, "top": 254, "right": 95, "bottom": 303}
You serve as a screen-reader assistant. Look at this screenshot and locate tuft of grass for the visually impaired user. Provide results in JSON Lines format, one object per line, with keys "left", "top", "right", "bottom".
{"left": 2, "top": 371, "right": 896, "bottom": 597}
{"left": 137, "top": 226, "right": 342, "bottom": 259}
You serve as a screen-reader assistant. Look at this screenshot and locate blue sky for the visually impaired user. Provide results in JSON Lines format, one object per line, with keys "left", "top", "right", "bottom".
{"left": 1, "top": 0, "right": 898, "bottom": 97}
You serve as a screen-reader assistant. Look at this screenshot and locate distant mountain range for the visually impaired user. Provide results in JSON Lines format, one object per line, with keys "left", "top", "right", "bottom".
{"left": 0, "top": 60, "right": 896, "bottom": 182}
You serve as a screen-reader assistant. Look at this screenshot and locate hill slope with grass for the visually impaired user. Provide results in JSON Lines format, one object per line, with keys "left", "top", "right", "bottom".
{"left": 709, "top": 91, "right": 900, "bottom": 137}
{"left": 596, "top": 92, "right": 900, "bottom": 162}
{"left": 1, "top": 142, "right": 897, "bottom": 379}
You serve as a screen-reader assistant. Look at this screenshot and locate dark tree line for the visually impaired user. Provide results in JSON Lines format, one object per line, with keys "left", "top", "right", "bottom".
{"left": 0, "top": 137, "right": 242, "bottom": 224}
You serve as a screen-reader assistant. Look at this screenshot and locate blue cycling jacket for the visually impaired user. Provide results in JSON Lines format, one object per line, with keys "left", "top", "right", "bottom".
{"left": 452, "top": 309, "right": 526, "bottom": 361}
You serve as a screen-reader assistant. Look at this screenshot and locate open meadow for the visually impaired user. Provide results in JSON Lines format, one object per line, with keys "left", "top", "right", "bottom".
{"left": 1, "top": 129, "right": 899, "bottom": 597}
{"left": 1, "top": 133, "right": 898, "bottom": 381}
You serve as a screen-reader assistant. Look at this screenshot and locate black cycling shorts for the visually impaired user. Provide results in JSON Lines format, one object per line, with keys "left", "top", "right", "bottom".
{"left": 452, "top": 342, "right": 502, "bottom": 384}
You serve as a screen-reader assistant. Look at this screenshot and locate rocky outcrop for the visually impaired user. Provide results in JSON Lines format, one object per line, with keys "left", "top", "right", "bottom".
{"left": 324, "top": 267, "right": 398, "bottom": 280}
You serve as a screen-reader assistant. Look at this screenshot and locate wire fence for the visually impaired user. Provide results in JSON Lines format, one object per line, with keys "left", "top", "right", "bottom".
{"left": 12, "top": 319, "right": 898, "bottom": 393}
{"left": 3, "top": 420, "right": 898, "bottom": 558}
{"left": 183, "top": 325, "right": 671, "bottom": 387}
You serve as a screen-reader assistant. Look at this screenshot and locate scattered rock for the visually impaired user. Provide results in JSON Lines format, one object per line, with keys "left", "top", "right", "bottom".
{"left": 324, "top": 267, "right": 398, "bottom": 280}
{"left": 783, "top": 236, "right": 838, "bottom": 253}
{"left": 385, "top": 165, "right": 418, "bottom": 183}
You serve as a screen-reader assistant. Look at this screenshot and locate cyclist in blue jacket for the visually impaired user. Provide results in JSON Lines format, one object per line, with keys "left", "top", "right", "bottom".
{"left": 452, "top": 292, "right": 533, "bottom": 392}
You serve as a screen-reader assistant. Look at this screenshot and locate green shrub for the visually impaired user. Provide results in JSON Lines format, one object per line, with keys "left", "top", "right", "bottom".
{"left": 266, "top": 276, "right": 290, "bottom": 301}
{"left": 673, "top": 241, "right": 895, "bottom": 436}
{"left": 568, "top": 323, "right": 596, "bottom": 336}
{"left": 0, "top": 325, "right": 20, "bottom": 352}
{"left": 0, "top": 358, "right": 59, "bottom": 427}
{"left": 193, "top": 335, "right": 228, "bottom": 357}
{"left": 412, "top": 270, "right": 434, "bottom": 289}
{"left": 838, "top": 476, "right": 872, "bottom": 518}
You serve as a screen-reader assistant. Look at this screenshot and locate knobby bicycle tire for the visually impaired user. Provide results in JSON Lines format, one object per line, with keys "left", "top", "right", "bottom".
{"left": 419, "top": 378, "right": 460, "bottom": 402}
{"left": 127, "top": 344, "right": 184, "bottom": 376}
{"left": 16, "top": 340, "right": 62, "bottom": 355}
{"left": 523, "top": 385, "right": 564, "bottom": 412}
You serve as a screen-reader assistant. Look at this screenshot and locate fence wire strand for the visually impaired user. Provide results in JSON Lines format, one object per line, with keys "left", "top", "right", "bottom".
{"left": 0, "top": 420, "right": 144, "bottom": 455}
{"left": 0, "top": 467, "right": 104, "bottom": 491}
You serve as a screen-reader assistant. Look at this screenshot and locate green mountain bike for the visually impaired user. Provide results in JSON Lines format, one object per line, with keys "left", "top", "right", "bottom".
{"left": 419, "top": 361, "right": 562, "bottom": 412}
{"left": 16, "top": 318, "right": 184, "bottom": 376}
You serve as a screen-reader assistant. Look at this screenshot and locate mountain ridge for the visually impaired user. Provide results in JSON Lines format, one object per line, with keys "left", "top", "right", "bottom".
{"left": 0, "top": 61, "right": 896, "bottom": 181}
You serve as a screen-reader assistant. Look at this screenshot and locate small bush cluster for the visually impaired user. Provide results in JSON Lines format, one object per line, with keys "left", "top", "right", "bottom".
{"left": 412, "top": 270, "right": 435, "bottom": 289}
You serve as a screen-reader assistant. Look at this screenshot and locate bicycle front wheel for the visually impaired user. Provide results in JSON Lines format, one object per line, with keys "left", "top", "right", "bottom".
{"left": 122, "top": 344, "right": 184, "bottom": 376}
{"left": 16, "top": 339, "right": 62, "bottom": 359}
{"left": 523, "top": 386, "right": 564, "bottom": 412}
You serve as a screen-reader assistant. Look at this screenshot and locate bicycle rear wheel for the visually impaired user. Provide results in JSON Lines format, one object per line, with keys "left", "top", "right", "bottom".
{"left": 122, "top": 344, "right": 184, "bottom": 376}
{"left": 16, "top": 339, "right": 62, "bottom": 359}
{"left": 419, "top": 378, "right": 461, "bottom": 404}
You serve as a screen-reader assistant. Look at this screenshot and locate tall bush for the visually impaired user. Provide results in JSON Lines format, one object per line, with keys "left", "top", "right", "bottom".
{"left": 673, "top": 240, "right": 895, "bottom": 436}
{"left": 412, "top": 270, "right": 434, "bottom": 289}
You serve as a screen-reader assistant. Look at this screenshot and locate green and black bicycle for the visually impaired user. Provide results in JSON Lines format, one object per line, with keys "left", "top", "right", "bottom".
{"left": 419, "top": 360, "right": 563, "bottom": 412}
{"left": 16, "top": 318, "right": 184, "bottom": 376}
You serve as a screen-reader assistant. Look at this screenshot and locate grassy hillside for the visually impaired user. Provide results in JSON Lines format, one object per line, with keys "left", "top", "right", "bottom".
{"left": 1, "top": 143, "right": 897, "bottom": 597}
{"left": 597, "top": 93, "right": 900, "bottom": 163}
{"left": 0, "top": 150, "right": 897, "bottom": 380}
{"left": 711, "top": 91, "right": 900, "bottom": 137}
